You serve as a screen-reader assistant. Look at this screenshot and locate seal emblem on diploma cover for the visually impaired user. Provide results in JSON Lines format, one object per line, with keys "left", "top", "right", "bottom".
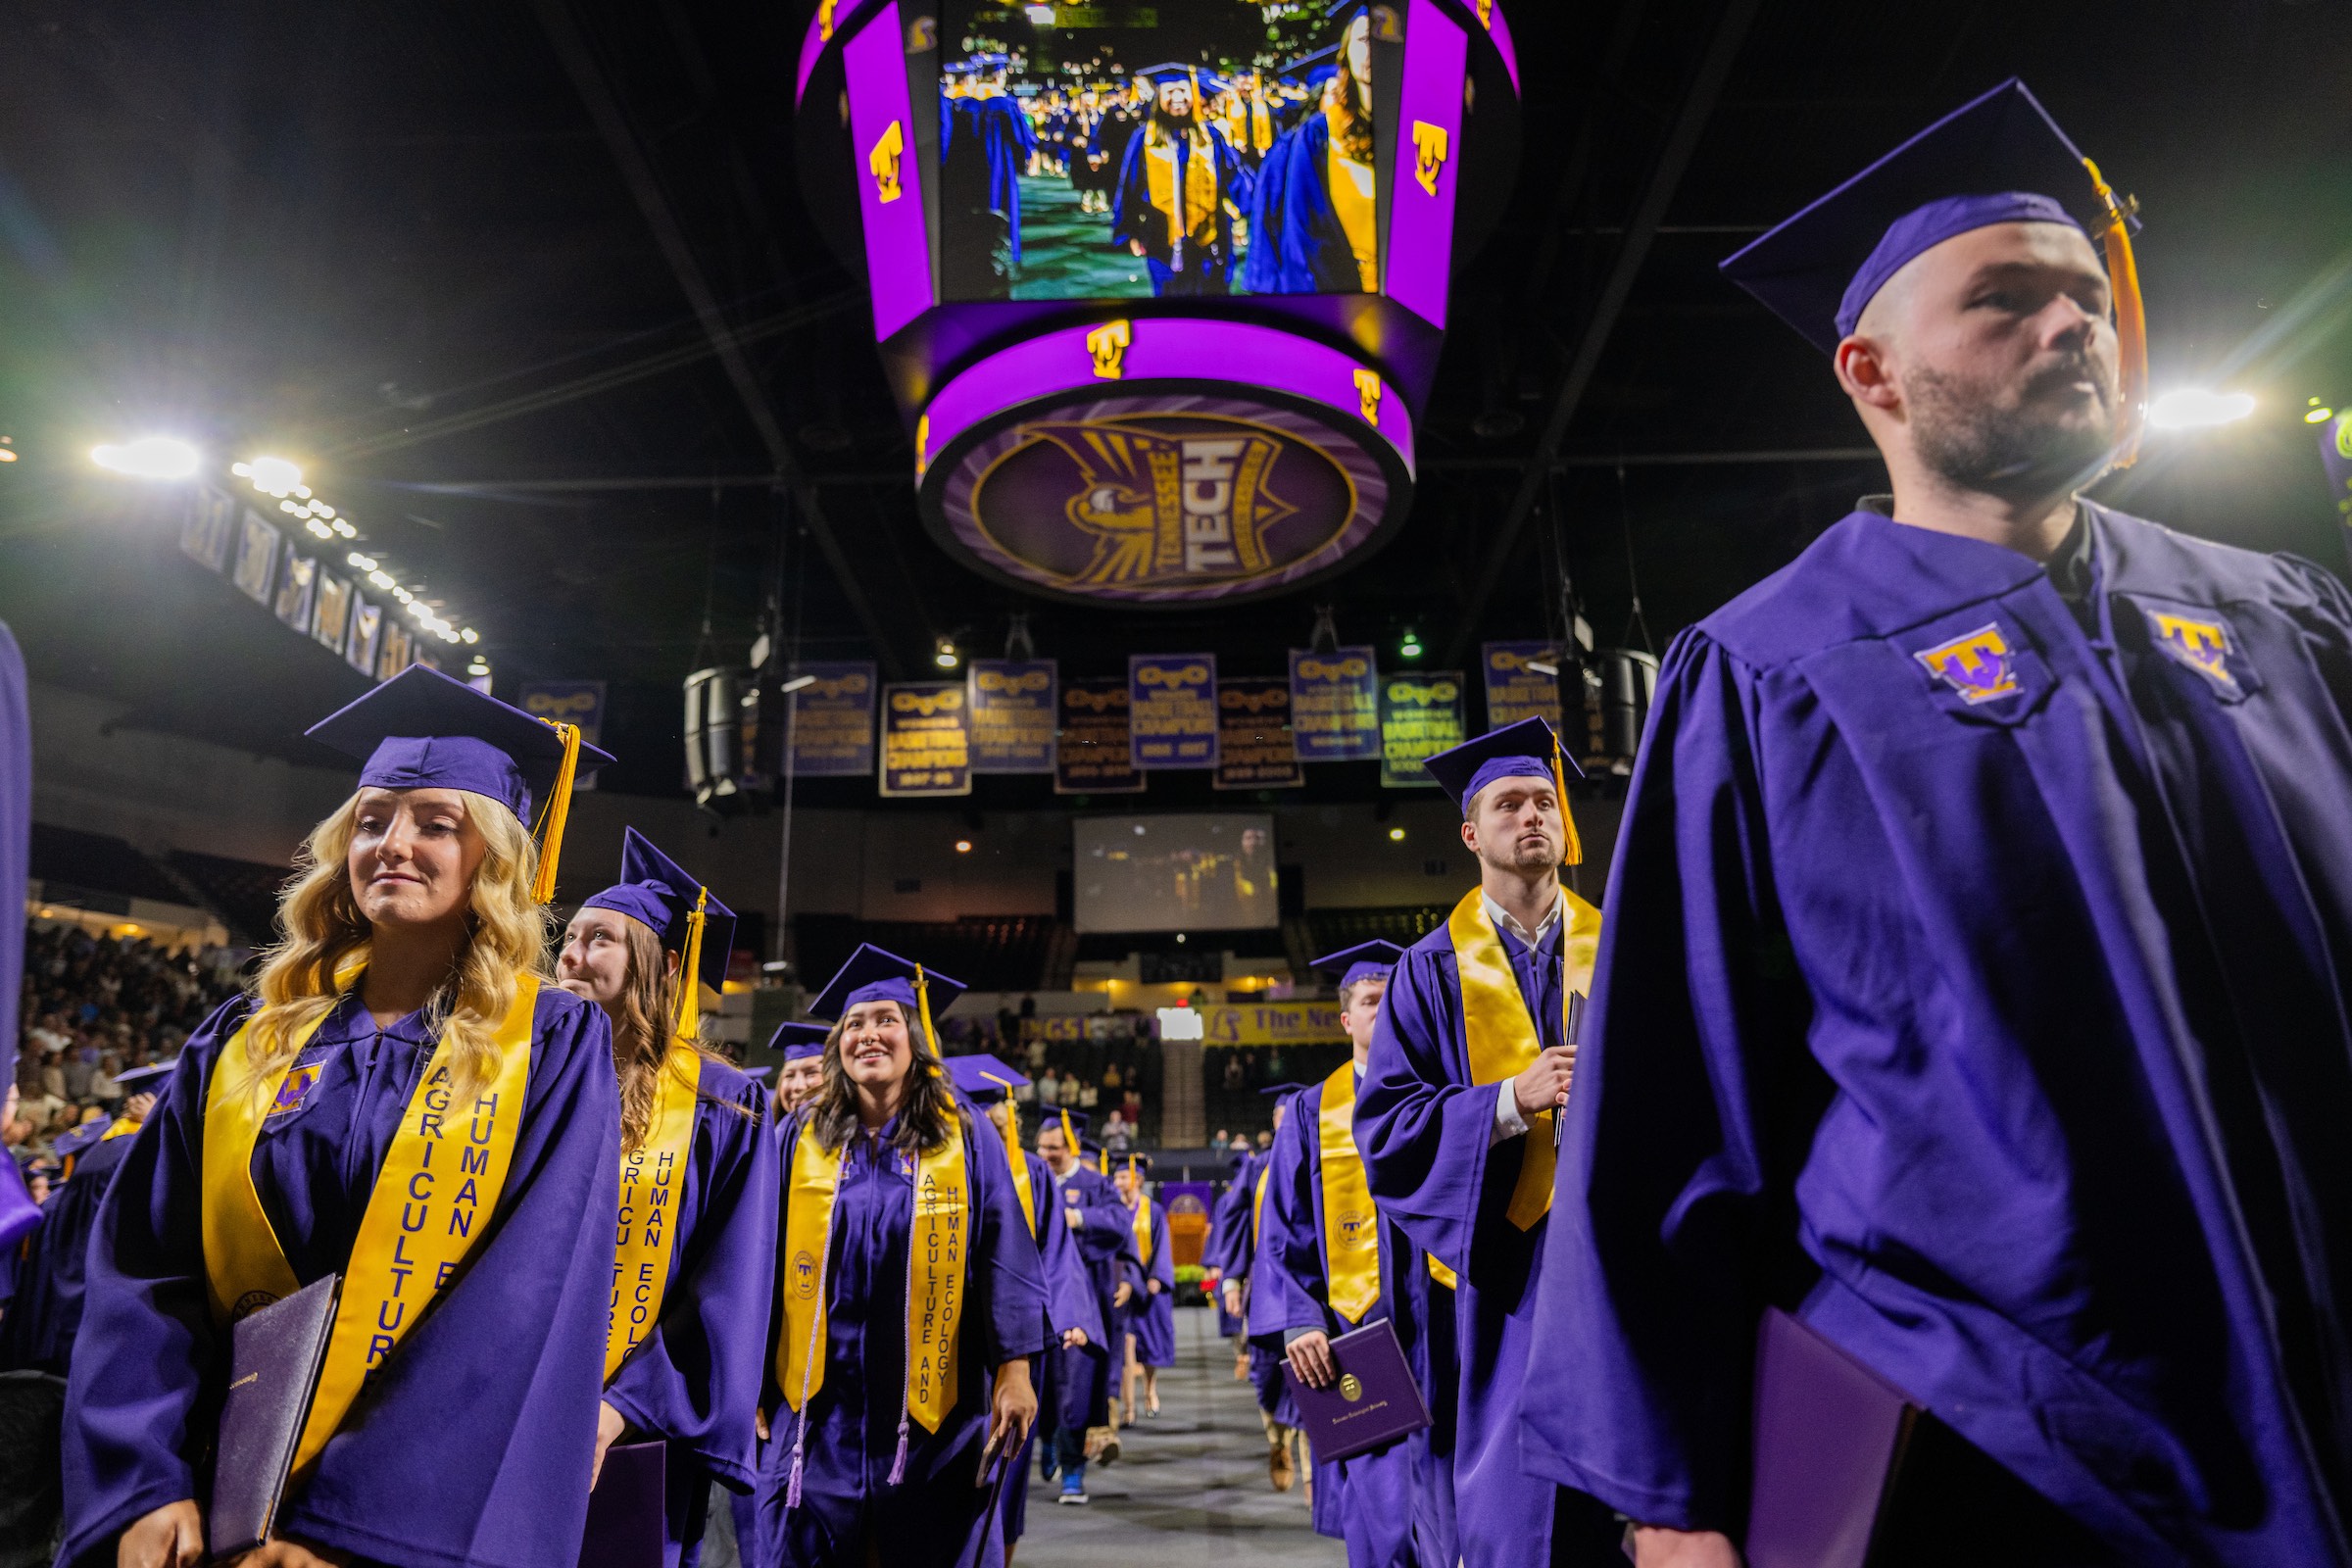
{"left": 1339, "top": 1373, "right": 1364, "bottom": 1401}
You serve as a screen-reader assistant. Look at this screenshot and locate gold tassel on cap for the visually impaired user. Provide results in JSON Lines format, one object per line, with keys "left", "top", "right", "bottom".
{"left": 914, "top": 964, "right": 945, "bottom": 1077}
{"left": 674, "top": 888, "right": 709, "bottom": 1046}
{"left": 2082, "top": 156, "right": 2147, "bottom": 470}
{"left": 1551, "top": 730, "right": 1584, "bottom": 867}
{"left": 529, "top": 720, "right": 583, "bottom": 905}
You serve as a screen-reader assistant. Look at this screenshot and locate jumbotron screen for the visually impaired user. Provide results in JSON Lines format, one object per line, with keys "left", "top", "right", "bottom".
{"left": 938, "top": 2, "right": 1389, "bottom": 301}
{"left": 1073, "top": 813, "right": 1279, "bottom": 933}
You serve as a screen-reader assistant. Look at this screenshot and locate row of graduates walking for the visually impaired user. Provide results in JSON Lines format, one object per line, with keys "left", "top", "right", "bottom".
{"left": 43, "top": 663, "right": 1152, "bottom": 1568}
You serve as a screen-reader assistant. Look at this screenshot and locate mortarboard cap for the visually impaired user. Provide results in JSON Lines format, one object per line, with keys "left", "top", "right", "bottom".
{"left": 946, "top": 1053, "right": 1031, "bottom": 1101}
{"left": 112, "top": 1058, "right": 179, "bottom": 1096}
{"left": 1119, "top": 1151, "right": 1155, "bottom": 1175}
{"left": 808, "top": 944, "right": 968, "bottom": 1036}
{"left": 1314, "top": 941, "right": 1403, "bottom": 992}
{"left": 305, "top": 664, "right": 614, "bottom": 902}
{"left": 580, "top": 829, "right": 737, "bottom": 997}
{"left": 1719, "top": 79, "right": 2126, "bottom": 357}
{"left": 1425, "top": 716, "right": 1580, "bottom": 809}
{"left": 744, "top": 1065, "right": 774, "bottom": 1082}
{"left": 767, "top": 1021, "right": 830, "bottom": 1062}
{"left": 1257, "top": 1081, "right": 1314, "bottom": 1098}
{"left": 52, "top": 1120, "right": 107, "bottom": 1160}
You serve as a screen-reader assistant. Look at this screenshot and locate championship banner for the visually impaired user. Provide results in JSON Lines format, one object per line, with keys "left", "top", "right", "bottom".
{"left": 1214, "top": 676, "right": 1301, "bottom": 790}
{"left": 179, "top": 486, "right": 234, "bottom": 573}
{"left": 1054, "top": 680, "right": 1146, "bottom": 795}
{"left": 344, "top": 597, "right": 382, "bottom": 677}
{"left": 1483, "top": 641, "right": 1563, "bottom": 731}
{"left": 517, "top": 682, "right": 607, "bottom": 792}
{"left": 1198, "top": 1001, "right": 1348, "bottom": 1047}
{"left": 880, "top": 681, "right": 971, "bottom": 798}
{"left": 1129, "top": 655, "right": 1218, "bottom": 771}
{"left": 231, "top": 510, "right": 278, "bottom": 605}
{"left": 967, "top": 660, "right": 1057, "bottom": 775}
{"left": 1289, "top": 648, "right": 1381, "bottom": 762}
{"left": 786, "top": 662, "right": 877, "bottom": 778}
{"left": 1380, "top": 671, "right": 1466, "bottom": 788}
{"left": 312, "top": 571, "right": 353, "bottom": 654}
{"left": 273, "top": 547, "right": 317, "bottom": 632}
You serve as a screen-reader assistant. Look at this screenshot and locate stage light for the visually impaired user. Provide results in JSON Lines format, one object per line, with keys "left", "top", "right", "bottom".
{"left": 780, "top": 673, "right": 818, "bottom": 695}
{"left": 466, "top": 658, "right": 490, "bottom": 677}
{"left": 934, "top": 636, "right": 960, "bottom": 669}
{"left": 293, "top": 485, "right": 312, "bottom": 499}
{"left": 368, "top": 570, "right": 393, "bottom": 590}
{"left": 306, "top": 520, "right": 333, "bottom": 539}
{"left": 246, "top": 456, "right": 302, "bottom": 494}
{"left": 231, "top": 462, "right": 252, "bottom": 477}
{"left": 1388, "top": 826, "right": 1406, "bottom": 842}
{"left": 0, "top": 449, "right": 16, "bottom": 464}
{"left": 313, "top": 503, "right": 334, "bottom": 518}
{"left": 2308, "top": 400, "right": 2336, "bottom": 424}
{"left": 956, "top": 839, "right": 974, "bottom": 854}
{"left": 1527, "top": 659, "right": 1560, "bottom": 677}
{"left": 332, "top": 520, "right": 356, "bottom": 538}
{"left": 1397, "top": 627, "right": 1424, "bottom": 661}
{"left": 460, "top": 627, "right": 479, "bottom": 645}
{"left": 392, "top": 587, "right": 413, "bottom": 604}
{"left": 349, "top": 552, "right": 376, "bottom": 570}
{"left": 2148, "top": 389, "right": 2256, "bottom": 429}
{"left": 91, "top": 436, "right": 200, "bottom": 479}
{"left": 1174, "top": 932, "right": 1187, "bottom": 944}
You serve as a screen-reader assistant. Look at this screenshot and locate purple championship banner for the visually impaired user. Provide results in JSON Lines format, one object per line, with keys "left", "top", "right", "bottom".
{"left": 880, "top": 680, "right": 971, "bottom": 797}
{"left": 967, "top": 660, "right": 1057, "bottom": 774}
{"left": 1055, "top": 679, "right": 1147, "bottom": 795}
{"left": 1129, "top": 654, "right": 1219, "bottom": 770}
{"left": 787, "top": 662, "right": 879, "bottom": 777}
{"left": 1290, "top": 648, "right": 1382, "bottom": 763}
{"left": 1215, "top": 676, "right": 1303, "bottom": 790}
{"left": 1482, "top": 640, "right": 1563, "bottom": 731}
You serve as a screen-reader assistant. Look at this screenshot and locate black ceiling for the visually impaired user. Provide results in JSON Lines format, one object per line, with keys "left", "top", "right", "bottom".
{"left": 4, "top": 0, "right": 2350, "bottom": 806}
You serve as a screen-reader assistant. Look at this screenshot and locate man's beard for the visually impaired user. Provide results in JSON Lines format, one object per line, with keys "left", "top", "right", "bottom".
{"left": 1483, "top": 834, "right": 1560, "bottom": 875}
{"left": 1905, "top": 355, "right": 2118, "bottom": 493}
{"left": 1152, "top": 104, "right": 1197, "bottom": 134}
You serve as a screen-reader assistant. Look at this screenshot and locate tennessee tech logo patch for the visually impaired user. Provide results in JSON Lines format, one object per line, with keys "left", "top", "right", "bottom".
{"left": 268, "top": 1061, "right": 322, "bottom": 1117}
{"left": 1912, "top": 623, "right": 2022, "bottom": 706}
{"left": 2146, "top": 611, "right": 2243, "bottom": 699}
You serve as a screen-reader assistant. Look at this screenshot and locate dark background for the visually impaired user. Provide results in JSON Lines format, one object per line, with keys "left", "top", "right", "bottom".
{"left": 3, "top": 0, "right": 2349, "bottom": 813}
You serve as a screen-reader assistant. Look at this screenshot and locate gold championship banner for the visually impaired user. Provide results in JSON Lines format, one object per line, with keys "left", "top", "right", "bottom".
{"left": 1448, "top": 885, "right": 1601, "bottom": 1231}
{"left": 203, "top": 977, "right": 538, "bottom": 1474}
{"left": 606, "top": 1043, "right": 703, "bottom": 1379}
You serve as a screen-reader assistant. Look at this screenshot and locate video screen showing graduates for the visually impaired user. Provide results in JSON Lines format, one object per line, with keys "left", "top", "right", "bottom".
{"left": 1073, "top": 814, "right": 1280, "bottom": 932}
{"left": 939, "top": 1, "right": 1390, "bottom": 301}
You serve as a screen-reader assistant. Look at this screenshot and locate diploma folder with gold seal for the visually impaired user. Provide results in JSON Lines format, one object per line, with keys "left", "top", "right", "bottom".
{"left": 208, "top": 1273, "right": 340, "bottom": 1560}
{"left": 1281, "top": 1317, "right": 1431, "bottom": 1464}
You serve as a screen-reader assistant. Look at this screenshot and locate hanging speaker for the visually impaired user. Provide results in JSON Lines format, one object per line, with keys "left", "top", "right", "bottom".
{"left": 1595, "top": 649, "right": 1658, "bottom": 770}
{"left": 683, "top": 666, "right": 741, "bottom": 808}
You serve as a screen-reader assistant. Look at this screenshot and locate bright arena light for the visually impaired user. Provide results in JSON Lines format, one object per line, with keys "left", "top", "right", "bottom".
{"left": 2148, "top": 389, "right": 2257, "bottom": 430}
{"left": 90, "top": 436, "right": 200, "bottom": 479}
{"left": 245, "top": 455, "right": 303, "bottom": 495}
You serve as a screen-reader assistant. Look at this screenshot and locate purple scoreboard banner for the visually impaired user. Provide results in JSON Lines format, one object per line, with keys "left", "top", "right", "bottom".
{"left": 1290, "top": 648, "right": 1382, "bottom": 762}
{"left": 1129, "top": 654, "right": 1219, "bottom": 770}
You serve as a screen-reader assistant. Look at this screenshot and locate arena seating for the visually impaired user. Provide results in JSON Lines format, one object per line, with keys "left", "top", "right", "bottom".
{"left": 167, "top": 852, "right": 293, "bottom": 946}
{"left": 28, "top": 824, "right": 190, "bottom": 909}
{"left": 792, "top": 913, "right": 1063, "bottom": 995}
{"left": 1303, "top": 905, "right": 1451, "bottom": 956}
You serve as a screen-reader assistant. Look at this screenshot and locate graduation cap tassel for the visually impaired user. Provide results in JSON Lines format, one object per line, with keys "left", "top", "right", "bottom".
{"left": 674, "top": 890, "right": 709, "bottom": 1046}
{"left": 528, "top": 721, "right": 583, "bottom": 905}
{"left": 1551, "top": 732, "right": 1584, "bottom": 867}
{"left": 2082, "top": 157, "right": 2147, "bottom": 470}
{"left": 915, "top": 965, "right": 944, "bottom": 1076}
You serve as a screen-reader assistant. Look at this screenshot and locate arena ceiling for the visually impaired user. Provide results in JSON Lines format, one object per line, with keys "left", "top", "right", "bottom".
{"left": 3, "top": 0, "right": 2349, "bottom": 804}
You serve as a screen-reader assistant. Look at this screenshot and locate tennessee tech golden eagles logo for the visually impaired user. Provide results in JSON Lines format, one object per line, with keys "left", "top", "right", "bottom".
{"left": 791, "top": 1249, "right": 820, "bottom": 1300}
{"left": 1008, "top": 419, "right": 1299, "bottom": 588}
{"left": 2146, "top": 612, "right": 2243, "bottom": 698}
{"left": 1912, "top": 623, "right": 2022, "bottom": 706}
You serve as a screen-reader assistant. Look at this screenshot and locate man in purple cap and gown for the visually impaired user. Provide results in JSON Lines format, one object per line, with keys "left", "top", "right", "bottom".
{"left": 1354, "top": 715, "right": 1619, "bottom": 1567}
{"left": 61, "top": 664, "right": 625, "bottom": 1568}
{"left": 1525, "top": 79, "right": 2352, "bottom": 1568}
{"left": 560, "top": 828, "right": 779, "bottom": 1567}
{"left": 1252, "top": 943, "right": 1456, "bottom": 1567}
{"left": 1220, "top": 1086, "right": 1311, "bottom": 1493}
{"left": 1033, "top": 1107, "right": 1136, "bottom": 1495}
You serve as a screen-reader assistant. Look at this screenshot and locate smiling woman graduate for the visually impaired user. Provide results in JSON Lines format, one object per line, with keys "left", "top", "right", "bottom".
{"left": 59, "top": 665, "right": 626, "bottom": 1568}
{"left": 751, "top": 946, "right": 1047, "bottom": 1568}
{"left": 557, "top": 827, "right": 777, "bottom": 1567}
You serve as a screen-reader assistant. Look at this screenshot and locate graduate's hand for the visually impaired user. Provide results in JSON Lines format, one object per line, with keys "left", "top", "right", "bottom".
{"left": 1221, "top": 1279, "right": 1245, "bottom": 1316}
{"left": 1146, "top": 1277, "right": 1163, "bottom": 1296}
{"left": 756, "top": 1406, "right": 771, "bottom": 1442}
{"left": 1510, "top": 1045, "right": 1578, "bottom": 1121}
{"left": 1285, "top": 1330, "right": 1336, "bottom": 1389}
{"left": 1061, "top": 1325, "right": 1090, "bottom": 1349}
{"left": 229, "top": 1539, "right": 349, "bottom": 1568}
{"left": 590, "top": 1398, "right": 627, "bottom": 1489}
{"left": 1129, "top": 240, "right": 1147, "bottom": 257}
{"left": 120, "top": 1500, "right": 204, "bottom": 1568}
{"left": 1113, "top": 1281, "right": 1134, "bottom": 1307}
{"left": 1630, "top": 1526, "right": 1740, "bottom": 1568}
{"left": 1064, "top": 1206, "right": 1084, "bottom": 1231}
{"left": 989, "top": 1358, "right": 1039, "bottom": 1454}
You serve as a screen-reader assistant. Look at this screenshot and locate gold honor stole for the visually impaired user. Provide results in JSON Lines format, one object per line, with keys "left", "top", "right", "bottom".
{"left": 1131, "top": 1190, "right": 1153, "bottom": 1268}
{"left": 1145, "top": 128, "right": 1221, "bottom": 249}
{"left": 982, "top": 1083, "right": 1036, "bottom": 1239}
{"left": 605, "top": 1043, "right": 703, "bottom": 1380}
{"left": 1315, "top": 1063, "right": 1381, "bottom": 1325}
{"left": 202, "top": 977, "right": 538, "bottom": 1474}
{"left": 1252, "top": 1160, "right": 1272, "bottom": 1249}
{"left": 100, "top": 1114, "right": 140, "bottom": 1142}
{"left": 776, "top": 1112, "right": 970, "bottom": 1433}
{"left": 1322, "top": 105, "right": 1379, "bottom": 291}
{"left": 1447, "top": 884, "right": 1602, "bottom": 1231}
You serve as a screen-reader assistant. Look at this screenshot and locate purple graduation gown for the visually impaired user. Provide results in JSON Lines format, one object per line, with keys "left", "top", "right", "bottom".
{"left": 1042, "top": 1159, "right": 1134, "bottom": 1435}
{"left": 1242, "top": 111, "right": 1365, "bottom": 295}
{"left": 999, "top": 1148, "right": 1106, "bottom": 1544}
{"left": 1356, "top": 911, "right": 1578, "bottom": 1568}
{"left": 1, "top": 1129, "right": 135, "bottom": 1375}
{"left": 603, "top": 1060, "right": 777, "bottom": 1568}
{"left": 751, "top": 1103, "right": 1049, "bottom": 1568}
{"left": 1119, "top": 1199, "right": 1176, "bottom": 1368}
{"left": 60, "top": 985, "right": 622, "bottom": 1568}
{"left": 1223, "top": 1149, "right": 1302, "bottom": 1427}
{"left": 1249, "top": 1077, "right": 1429, "bottom": 1567}
{"left": 1524, "top": 504, "right": 2352, "bottom": 1566}
{"left": 1203, "top": 1153, "right": 1253, "bottom": 1338}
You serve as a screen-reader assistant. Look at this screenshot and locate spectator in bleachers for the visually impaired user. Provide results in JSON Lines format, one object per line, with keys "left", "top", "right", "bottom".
{"left": 1211, "top": 1129, "right": 1230, "bottom": 1157}
{"left": 1102, "top": 1061, "right": 1122, "bottom": 1094}
{"left": 1039, "top": 1071, "right": 1063, "bottom": 1109}
{"left": 1103, "top": 1110, "right": 1132, "bottom": 1157}
{"left": 1076, "top": 1076, "right": 1100, "bottom": 1114}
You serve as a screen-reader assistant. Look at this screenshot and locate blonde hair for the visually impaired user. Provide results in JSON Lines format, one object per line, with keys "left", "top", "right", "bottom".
{"left": 242, "top": 789, "right": 550, "bottom": 1102}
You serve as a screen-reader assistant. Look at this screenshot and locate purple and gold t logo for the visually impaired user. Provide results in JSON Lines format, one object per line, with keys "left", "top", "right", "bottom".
{"left": 1913, "top": 622, "right": 2022, "bottom": 705}
{"left": 2147, "top": 612, "right": 2242, "bottom": 697}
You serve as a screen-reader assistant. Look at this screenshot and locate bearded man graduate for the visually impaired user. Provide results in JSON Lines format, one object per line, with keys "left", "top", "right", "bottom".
{"left": 1354, "top": 716, "right": 1618, "bottom": 1567}
{"left": 1033, "top": 1109, "right": 1136, "bottom": 1500}
{"left": 1525, "top": 79, "right": 2352, "bottom": 1568}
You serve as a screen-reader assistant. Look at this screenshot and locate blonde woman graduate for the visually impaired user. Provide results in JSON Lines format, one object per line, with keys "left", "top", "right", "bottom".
{"left": 752, "top": 946, "right": 1047, "bottom": 1568}
{"left": 59, "top": 665, "right": 624, "bottom": 1568}
{"left": 557, "top": 827, "right": 778, "bottom": 1566}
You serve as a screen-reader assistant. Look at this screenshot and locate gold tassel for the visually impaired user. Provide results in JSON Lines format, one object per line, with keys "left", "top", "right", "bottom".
{"left": 1060, "top": 1106, "right": 1076, "bottom": 1153}
{"left": 2082, "top": 157, "right": 2147, "bottom": 470}
{"left": 675, "top": 889, "right": 709, "bottom": 1046}
{"left": 915, "top": 964, "right": 944, "bottom": 1076}
{"left": 529, "top": 721, "right": 583, "bottom": 905}
{"left": 1551, "top": 730, "right": 1584, "bottom": 867}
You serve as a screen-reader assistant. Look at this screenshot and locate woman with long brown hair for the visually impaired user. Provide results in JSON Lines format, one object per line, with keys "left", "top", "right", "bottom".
{"left": 59, "top": 667, "right": 624, "bottom": 1568}
{"left": 556, "top": 828, "right": 775, "bottom": 1567}
{"left": 750, "top": 946, "right": 1046, "bottom": 1568}
{"left": 1243, "top": 4, "right": 1383, "bottom": 294}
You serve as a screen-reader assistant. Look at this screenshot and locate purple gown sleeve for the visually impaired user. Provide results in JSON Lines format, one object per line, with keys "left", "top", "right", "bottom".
{"left": 1246, "top": 1097, "right": 1324, "bottom": 1342}
{"left": 964, "top": 1108, "right": 1050, "bottom": 1368}
{"left": 1032, "top": 1154, "right": 1103, "bottom": 1347}
{"left": 603, "top": 1068, "right": 779, "bottom": 1491}
{"left": 1521, "top": 631, "right": 1814, "bottom": 1532}
{"left": 1147, "top": 1205, "right": 1175, "bottom": 1294}
{"left": 1356, "top": 951, "right": 1515, "bottom": 1278}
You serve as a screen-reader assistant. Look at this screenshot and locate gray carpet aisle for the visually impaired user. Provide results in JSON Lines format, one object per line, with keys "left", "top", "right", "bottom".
{"left": 1015, "top": 1304, "right": 1343, "bottom": 1567}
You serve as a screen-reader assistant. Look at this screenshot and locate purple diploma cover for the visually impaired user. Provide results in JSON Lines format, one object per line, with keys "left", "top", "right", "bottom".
{"left": 1744, "top": 1307, "right": 1925, "bottom": 1568}
{"left": 1283, "top": 1317, "right": 1432, "bottom": 1464}
{"left": 209, "top": 1274, "right": 340, "bottom": 1561}
{"left": 576, "top": 1441, "right": 666, "bottom": 1568}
